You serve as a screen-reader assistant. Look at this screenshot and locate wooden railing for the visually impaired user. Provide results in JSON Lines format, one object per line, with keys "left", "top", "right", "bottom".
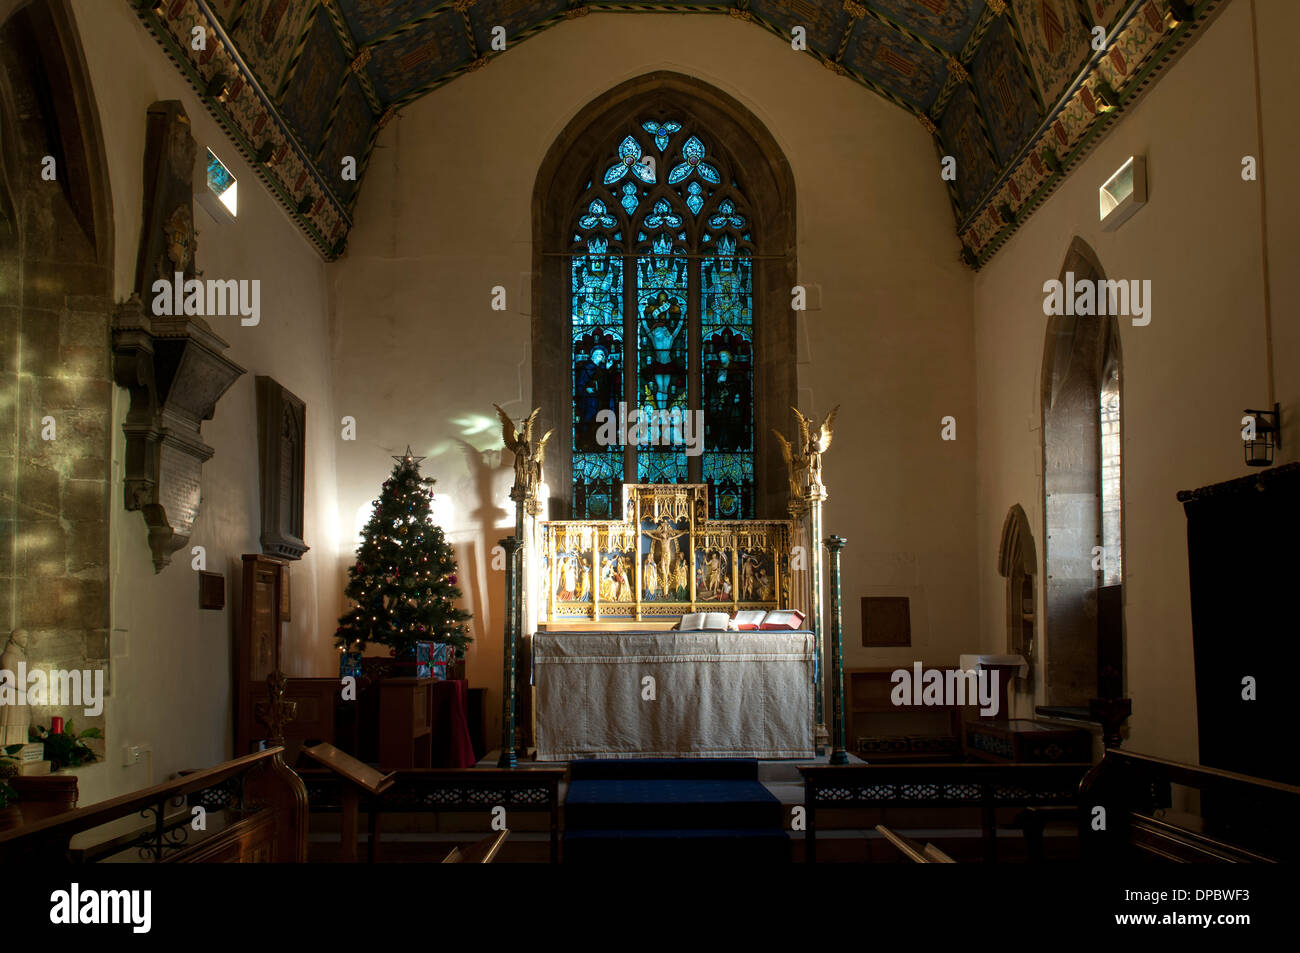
{"left": 0, "top": 748, "right": 307, "bottom": 863}
{"left": 299, "top": 766, "right": 564, "bottom": 862}
{"left": 1079, "top": 749, "right": 1300, "bottom": 862}
{"left": 799, "top": 761, "right": 1091, "bottom": 862}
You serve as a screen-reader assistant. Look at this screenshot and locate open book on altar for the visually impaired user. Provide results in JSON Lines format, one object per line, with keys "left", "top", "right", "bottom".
{"left": 678, "top": 612, "right": 732, "bottom": 631}
{"left": 675, "top": 608, "right": 807, "bottom": 632}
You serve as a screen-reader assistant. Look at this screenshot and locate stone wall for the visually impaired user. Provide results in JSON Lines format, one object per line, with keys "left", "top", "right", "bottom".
{"left": 0, "top": 0, "right": 113, "bottom": 750}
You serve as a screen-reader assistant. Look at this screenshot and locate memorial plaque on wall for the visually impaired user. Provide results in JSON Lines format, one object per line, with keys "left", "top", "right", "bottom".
{"left": 862, "top": 596, "right": 911, "bottom": 647}
{"left": 112, "top": 101, "right": 245, "bottom": 572}
{"left": 256, "top": 376, "right": 309, "bottom": 560}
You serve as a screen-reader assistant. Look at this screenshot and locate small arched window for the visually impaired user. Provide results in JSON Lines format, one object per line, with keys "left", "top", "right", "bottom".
{"left": 568, "top": 117, "right": 755, "bottom": 520}
{"left": 1099, "top": 355, "right": 1122, "bottom": 586}
{"left": 999, "top": 503, "right": 1037, "bottom": 673}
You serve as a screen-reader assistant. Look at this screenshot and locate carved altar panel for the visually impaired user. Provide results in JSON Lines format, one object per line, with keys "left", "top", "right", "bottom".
{"left": 539, "top": 484, "right": 791, "bottom": 623}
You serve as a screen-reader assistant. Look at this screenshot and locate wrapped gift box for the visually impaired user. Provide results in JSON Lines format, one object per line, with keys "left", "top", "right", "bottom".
{"left": 429, "top": 643, "right": 451, "bottom": 680}
{"left": 339, "top": 651, "right": 363, "bottom": 679}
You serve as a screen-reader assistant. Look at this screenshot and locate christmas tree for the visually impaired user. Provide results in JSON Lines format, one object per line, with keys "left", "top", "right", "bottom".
{"left": 335, "top": 448, "right": 471, "bottom": 656}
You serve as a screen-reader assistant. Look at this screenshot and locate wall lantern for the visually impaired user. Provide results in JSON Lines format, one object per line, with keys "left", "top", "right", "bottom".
{"left": 1242, "top": 404, "right": 1281, "bottom": 467}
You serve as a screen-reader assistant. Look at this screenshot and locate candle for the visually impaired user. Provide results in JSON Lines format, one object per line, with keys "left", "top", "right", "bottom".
{"left": 51, "top": 716, "right": 64, "bottom": 735}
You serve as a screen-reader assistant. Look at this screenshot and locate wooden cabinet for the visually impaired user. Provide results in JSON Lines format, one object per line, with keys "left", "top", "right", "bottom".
{"left": 235, "top": 554, "right": 287, "bottom": 754}
{"left": 1179, "top": 463, "right": 1300, "bottom": 785}
{"left": 378, "top": 678, "right": 434, "bottom": 770}
{"left": 962, "top": 718, "right": 1091, "bottom": 763}
{"left": 847, "top": 668, "right": 961, "bottom": 761}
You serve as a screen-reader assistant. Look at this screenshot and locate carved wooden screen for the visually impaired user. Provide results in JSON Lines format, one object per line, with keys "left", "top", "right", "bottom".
{"left": 539, "top": 483, "right": 790, "bottom": 623}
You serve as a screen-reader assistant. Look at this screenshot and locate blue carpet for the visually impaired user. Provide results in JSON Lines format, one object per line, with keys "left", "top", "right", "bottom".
{"left": 569, "top": 758, "right": 761, "bottom": 781}
{"left": 563, "top": 759, "right": 790, "bottom": 863}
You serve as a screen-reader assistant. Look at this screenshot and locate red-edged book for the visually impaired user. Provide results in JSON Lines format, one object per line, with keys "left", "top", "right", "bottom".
{"left": 732, "top": 610, "right": 767, "bottom": 630}
{"left": 759, "top": 609, "right": 806, "bottom": 630}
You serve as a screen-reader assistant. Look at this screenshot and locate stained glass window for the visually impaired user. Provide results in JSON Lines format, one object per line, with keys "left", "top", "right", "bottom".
{"left": 569, "top": 117, "right": 756, "bottom": 518}
{"left": 1100, "top": 362, "right": 1122, "bottom": 585}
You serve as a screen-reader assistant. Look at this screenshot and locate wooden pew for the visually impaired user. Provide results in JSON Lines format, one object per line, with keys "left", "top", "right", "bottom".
{"left": 875, "top": 824, "right": 928, "bottom": 862}
{"left": 298, "top": 766, "right": 564, "bottom": 862}
{"left": 0, "top": 748, "right": 307, "bottom": 862}
{"left": 443, "top": 829, "right": 509, "bottom": 863}
{"left": 1079, "top": 749, "right": 1300, "bottom": 862}
{"left": 799, "top": 761, "right": 1090, "bottom": 863}
{"left": 874, "top": 825, "right": 957, "bottom": 863}
{"left": 923, "top": 842, "right": 957, "bottom": 863}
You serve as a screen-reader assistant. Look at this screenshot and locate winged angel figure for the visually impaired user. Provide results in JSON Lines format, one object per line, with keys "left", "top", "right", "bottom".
{"left": 772, "top": 429, "right": 807, "bottom": 499}
{"left": 494, "top": 404, "right": 553, "bottom": 496}
{"left": 780, "top": 405, "right": 839, "bottom": 493}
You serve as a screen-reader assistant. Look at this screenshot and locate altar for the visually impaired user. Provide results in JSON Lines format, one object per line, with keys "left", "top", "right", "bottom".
{"left": 531, "top": 630, "right": 815, "bottom": 760}
{"left": 492, "top": 405, "right": 845, "bottom": 767}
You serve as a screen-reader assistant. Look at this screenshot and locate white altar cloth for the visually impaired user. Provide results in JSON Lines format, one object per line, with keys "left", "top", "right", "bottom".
{"left": 531, "top": 630, "right": 815, "bottom": 761}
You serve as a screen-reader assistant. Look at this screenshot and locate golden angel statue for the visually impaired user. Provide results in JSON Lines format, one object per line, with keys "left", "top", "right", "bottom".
{"left": 791, "top": 405, "right": 839, "bottom": 492}
{"left": 494, "top": 404, "right": 553, "bottom": 496}
{"left": 772, "top": 429, "right": 808, "bottom": 499}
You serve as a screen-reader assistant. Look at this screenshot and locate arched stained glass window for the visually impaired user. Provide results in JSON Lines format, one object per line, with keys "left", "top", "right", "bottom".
{"left": 569, "top": 115, "right": 755, "bottom": 520}
{"left": 1099, "top": 356, "right": 1122, "bottom": 586}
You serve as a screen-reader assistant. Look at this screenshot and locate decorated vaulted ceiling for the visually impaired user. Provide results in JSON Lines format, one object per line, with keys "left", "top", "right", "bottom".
{"left": 136, "top": 0, "right": 1220, "bottom": 265}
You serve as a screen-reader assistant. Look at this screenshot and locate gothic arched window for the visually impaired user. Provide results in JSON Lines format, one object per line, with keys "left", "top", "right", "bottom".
{"left": 569, "top": 117, "right": 755, "bottom": 520}
{"left": 1099, "top": 354, "right": 1123, "bottom": 586}
{"left": 1040, "top": 237, "right": 1124, "bottom": 707}
{"left": 533, "top": 74, "right": 797, "bottom": 523}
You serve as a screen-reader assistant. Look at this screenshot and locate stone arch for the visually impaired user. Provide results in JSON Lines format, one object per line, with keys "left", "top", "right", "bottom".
{"left": 532, "top": 71, "right": 797, "bottom": 519}
{"left": 998, "top": 502, "right": 1037, "bottom": 577}
{"left": 1039, "top": 236, "right": 1123, "bottom": 707}
{"left": 0, "top": 0, "right": 114, "bottom": 740}
{"left": 998, "top": 503, "right": 1037, "bottom": 669}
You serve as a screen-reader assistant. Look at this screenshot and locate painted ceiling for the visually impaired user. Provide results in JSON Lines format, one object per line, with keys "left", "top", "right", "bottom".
{"left": 135, "top": 0, "right": 1219, "bottom": 264}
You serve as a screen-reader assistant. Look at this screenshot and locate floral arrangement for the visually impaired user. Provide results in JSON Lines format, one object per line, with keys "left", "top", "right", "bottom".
{"left": 0, "top": 758, "right": 17, "bottom": 809}
{"left": 30, "top": 723, "right": 102, "bottom": 770}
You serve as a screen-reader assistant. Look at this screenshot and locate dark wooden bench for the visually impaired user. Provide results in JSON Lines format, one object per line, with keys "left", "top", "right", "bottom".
{"left": 298, "top": 766, "right": 564, "bottom": 862}
{"left": 875, "top": 824, "right": 956, "bottom": 863}
{"left": 1079, "top": 749, "right": 1300, "bottom": 862}
{"left": 443, "top": 829, "right": 509, "bottom": 863}
{"left": 0, "top": 748, "right": 307, "bottom": 862}
{"left": 799, "top": 761, "right": 1091, "bottom": 862}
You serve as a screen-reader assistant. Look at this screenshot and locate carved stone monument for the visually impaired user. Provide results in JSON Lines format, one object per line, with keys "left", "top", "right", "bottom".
{"left": 112, "top": 101, "right": 244, "bottom": 572}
